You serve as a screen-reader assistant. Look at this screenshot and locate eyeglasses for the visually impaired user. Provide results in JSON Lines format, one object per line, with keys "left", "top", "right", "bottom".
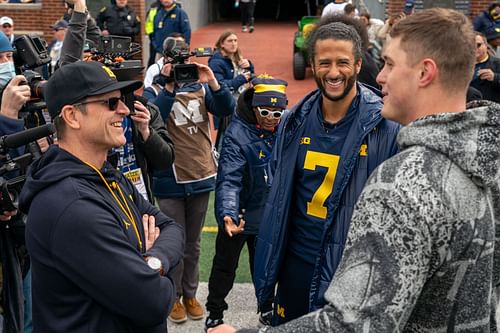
{"left": 257, "top": 107, "right": 283, "bottom": 119}
{"left": 73, "top": 96, "right": 124, "bottom": 111}
{"left": 477, "top": 43, "right": 484, "bottom": 48}
{"left": 2, "top": 24, "right": 12, "bottom": 28}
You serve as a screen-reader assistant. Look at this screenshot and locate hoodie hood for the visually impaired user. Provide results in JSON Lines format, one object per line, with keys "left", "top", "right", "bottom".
{"left": 19, "top": 145, "right": 115, "bottom": 213}
{"left": 397, "top": 100, "right": 500, "bottom": 188}
{"left": 236, "top": 87, "right": 257, "bottom": 124}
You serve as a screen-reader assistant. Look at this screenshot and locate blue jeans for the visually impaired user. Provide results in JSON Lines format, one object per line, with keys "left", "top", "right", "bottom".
{"left": 23, "top": 269, "right": 32, "bottom": 333}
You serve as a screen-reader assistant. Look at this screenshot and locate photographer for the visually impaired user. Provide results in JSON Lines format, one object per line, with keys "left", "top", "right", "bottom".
{"left": 0, "top": 32, "right": 33, "bottom": 333}
{"left": 143, "top": 39, "right": 235, "bottom": 324}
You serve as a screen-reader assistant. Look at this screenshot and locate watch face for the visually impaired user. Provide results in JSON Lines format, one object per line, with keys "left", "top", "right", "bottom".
{"left": 147, "top": 257, "right": 162, "bottom": 271}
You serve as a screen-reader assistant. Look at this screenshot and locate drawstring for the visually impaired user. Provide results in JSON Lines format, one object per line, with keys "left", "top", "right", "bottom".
{"left": 84, "top": 161, "right": 143, "bottom": 250}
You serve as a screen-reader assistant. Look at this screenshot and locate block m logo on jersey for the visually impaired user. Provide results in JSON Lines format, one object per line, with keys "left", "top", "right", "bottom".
{"left": 172, "top": 99, "right": 204, "bottom": 127}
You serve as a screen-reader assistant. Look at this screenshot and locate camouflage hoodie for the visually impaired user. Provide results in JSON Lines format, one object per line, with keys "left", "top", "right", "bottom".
{"left": 239, "top": 100, "right": 500, "bottom": 332}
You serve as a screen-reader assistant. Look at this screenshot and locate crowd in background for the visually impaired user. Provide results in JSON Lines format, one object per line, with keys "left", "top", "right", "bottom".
{"left": 0, "top": 0, "right": 499, "bottom": 332}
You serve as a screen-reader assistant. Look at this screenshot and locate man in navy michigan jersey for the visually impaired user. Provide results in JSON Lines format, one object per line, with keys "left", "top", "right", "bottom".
{"left": 252, "top": 22, "right": 400, "bottom": 325}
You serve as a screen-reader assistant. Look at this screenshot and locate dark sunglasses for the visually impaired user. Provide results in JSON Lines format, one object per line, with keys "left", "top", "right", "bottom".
{"left": 73, "top": 96, "right": 124, "bottom": 111}
{"left": 477, "top": 43, "right": 484, "bottom": 48}
{"left": 257, "top": 107, "right": 283, "bottom": 119}
{"left": 2, "top": 24, "right": 12, "bottom": 28}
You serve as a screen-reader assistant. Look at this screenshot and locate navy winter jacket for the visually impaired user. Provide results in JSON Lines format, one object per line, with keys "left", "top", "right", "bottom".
{"left": 208, "top": 50, "right": 255, "bottom": 93}
{"left": 215, "top": 91, "right": 276, "bottom": 235}
{"left": 19, "top": 146, "right": 184, "bottom": 333}
{"left": 152, "top": 4, "right": 191, "bottom": 54}
{"left": 151, "top": 82, "right": 234, "bottom": 198}
{"left": 253, "top": 84, "right": 400, "bottom": 312}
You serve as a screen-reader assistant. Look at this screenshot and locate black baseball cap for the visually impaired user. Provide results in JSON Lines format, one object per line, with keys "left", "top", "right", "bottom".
{"left": 44, "top": 61, "right": 143, "bottom": 119}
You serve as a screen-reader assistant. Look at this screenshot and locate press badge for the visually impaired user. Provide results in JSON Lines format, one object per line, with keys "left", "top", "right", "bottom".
{"left": 124, "top": 168, "right": 148, "bottom": 201}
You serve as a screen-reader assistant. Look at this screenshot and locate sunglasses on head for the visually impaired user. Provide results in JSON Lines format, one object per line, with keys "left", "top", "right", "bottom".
{"left": 257, "top": 106, "right": 283, "bottom": 119}
{"left": 73, "top": 96, "right": 124, "bottom": 111}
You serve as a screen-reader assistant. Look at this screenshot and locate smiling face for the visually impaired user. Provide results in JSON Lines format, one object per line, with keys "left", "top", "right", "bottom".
{"left": 376, "top": 37, "right": 419, "bottom": 125}
{"left": 254, "top": 106, "right": 282, "bottom": 131}
{"left": 78, "top": 90, "right": 130, "bottom": 151}
{"left": 311, "top": 38, "right": 361, "bottom": 103}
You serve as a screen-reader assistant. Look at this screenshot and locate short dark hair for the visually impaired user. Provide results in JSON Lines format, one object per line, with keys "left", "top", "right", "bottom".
{"left": 318, "top": 14, "right": 370, "bottom": 50}
{"left": 308, "top": 21, "right": 363, "bottom": 64}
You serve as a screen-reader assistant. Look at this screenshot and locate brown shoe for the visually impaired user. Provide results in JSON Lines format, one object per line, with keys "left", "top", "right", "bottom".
{"left": 168, "top": 299, "right": 188, "bottom": 323}
{"left": 183, "top": 297, "right": 204, "bottom": 320}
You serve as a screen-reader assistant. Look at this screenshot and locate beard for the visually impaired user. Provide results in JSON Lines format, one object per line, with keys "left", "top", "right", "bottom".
{"left": 315, "top": 72, "right": 357, "bottom": 102}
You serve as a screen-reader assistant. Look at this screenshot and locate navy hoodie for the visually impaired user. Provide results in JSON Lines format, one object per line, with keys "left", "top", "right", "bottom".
{"left": 19, "top": 145, "right": 184, "bottom": 333}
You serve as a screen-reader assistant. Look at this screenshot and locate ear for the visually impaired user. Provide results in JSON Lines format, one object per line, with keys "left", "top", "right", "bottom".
{"left": 60, "top": 105, "right": 82, "bottom": 130}
{"left": 418, "top": 58, "right": 438, "bottom": 88}
{"left": 355, "top": 57, "right": 362, "bottom": 75}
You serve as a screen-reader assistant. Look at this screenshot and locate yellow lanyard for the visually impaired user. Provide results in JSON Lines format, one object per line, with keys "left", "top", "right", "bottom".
{"left": 84, "top": 161, "right": 143, "bottom": 250}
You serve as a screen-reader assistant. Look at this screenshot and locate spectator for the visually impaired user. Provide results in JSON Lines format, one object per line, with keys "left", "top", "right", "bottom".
{"left": 146, "top": 40, "right": 234, "bottom": 324}
{"left": 321, "top": 0, "right": 348, "bottom": 17}
{"left": 485, "top": 21, "right": 500, "bottom": 57}
{"left": 343, "top": 3, "right": 356, "bottom": 17}
{"left": 150, "top": 0, "right": 191, "bottom": 60}
{"left": 210, "top": 8, "right": 500, "bottom": 333}
{"left": 235, "top": 0, "right": 256, "bottom": 33}
{"left": 473, "top": 2, "right": 500, "bottom": 37}
{"left": 143, "top": 32, "right": 185, "bottom": 90}
{"left": 403, "top": 0, "right": 415, "bottom": 15}
{"left": 204, "top": 77, "right": 287, "bottom": 331}
{"left": 19, "top": 61, "right": 184, "bottom": 332}
{"left": 251, "top": 21, "right": 399, "bottom": 326}
{"left": 0, "top": 31, "right": 39, "bottom": 333}
{"left": 47, "top": 20, "right": 68, "bottom": 76}
{"left": 470, "top": 32, "right": 500, "bottom": 103}
{"left": 376, "top": 12, "right": 406, "bottom": 46}
{"left": 96, "top": 0, "right": 140, "bottom": 38}
{"left": 358, "top": 11, "right": 384, "bottom": 46}
{"left": 0, "top": 17, "right": 16, "bottom": 45}
{"left": 208, "top": 30, "right": 254, "bottom": 133}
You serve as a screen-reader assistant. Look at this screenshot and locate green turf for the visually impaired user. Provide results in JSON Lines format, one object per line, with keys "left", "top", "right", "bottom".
{"left": 199, "top": 193, "right": 252, "bottom": 283}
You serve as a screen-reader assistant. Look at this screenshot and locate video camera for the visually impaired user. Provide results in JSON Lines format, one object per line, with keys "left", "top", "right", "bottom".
{"left": 11, "top": 35, "right": 51, "bottom": 126}
{"left": 87, "top": 35, "right": 143, "bottom": 81}
{"left": 162, "top": 38, "right": 213, "bottom": 84}
{"left": 0, "top": 124, "right": 55, "bottom": 212}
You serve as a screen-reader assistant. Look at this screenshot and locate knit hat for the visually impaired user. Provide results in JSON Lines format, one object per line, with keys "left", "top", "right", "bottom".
{"left": 44, "top": 61, "right": 142, "bottom": 119}
{"left": 251, "top": 78, "right": 288, "bottom": 109}
{"left": 0, "top": 31, "right": 13, "bottom": 53}
{"left": 486, "top": 23, "right": 500, "bottom": 41}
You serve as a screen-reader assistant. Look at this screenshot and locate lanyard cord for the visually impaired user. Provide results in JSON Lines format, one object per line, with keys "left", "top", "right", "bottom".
{"left": 84, "top": 161, "right": 143, "bottom": 250}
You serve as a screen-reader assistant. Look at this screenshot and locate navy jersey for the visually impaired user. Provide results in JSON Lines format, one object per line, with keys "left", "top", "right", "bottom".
{"left": 288, "top": 95, "right": 359, "bottom": 264}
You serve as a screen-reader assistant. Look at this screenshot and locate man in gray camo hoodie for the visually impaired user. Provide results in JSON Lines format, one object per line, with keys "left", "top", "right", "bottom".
{"left": 210, "top": 8, "right": 500, "bottom": 333}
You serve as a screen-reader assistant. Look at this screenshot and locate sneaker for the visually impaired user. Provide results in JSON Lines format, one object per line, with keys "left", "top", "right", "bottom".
{"left": 242, "top": 25, "right": 248, "bottom": 32}
{"left": 258, "top": 310, "right": 273, "bottom": 326}
{"left": 183, "top": 297, "right": 204, "bottom": 320}
{"left": 249, "top": 25, "right": 254, "bottom": 33}
{"left": 168, "top": 299, "right": 188, "bottom": 323}
{"left": 204, "top": 317, "right": 224, "bottom": 332}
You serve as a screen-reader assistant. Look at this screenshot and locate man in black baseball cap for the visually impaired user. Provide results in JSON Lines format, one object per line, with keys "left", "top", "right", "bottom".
{"left": 19, "top": 60, "right": 184, "bottom": 332}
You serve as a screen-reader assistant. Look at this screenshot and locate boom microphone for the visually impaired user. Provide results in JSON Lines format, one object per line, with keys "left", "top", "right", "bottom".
{"left": 0, "top": 124, "right": 55, "bottom": 151}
